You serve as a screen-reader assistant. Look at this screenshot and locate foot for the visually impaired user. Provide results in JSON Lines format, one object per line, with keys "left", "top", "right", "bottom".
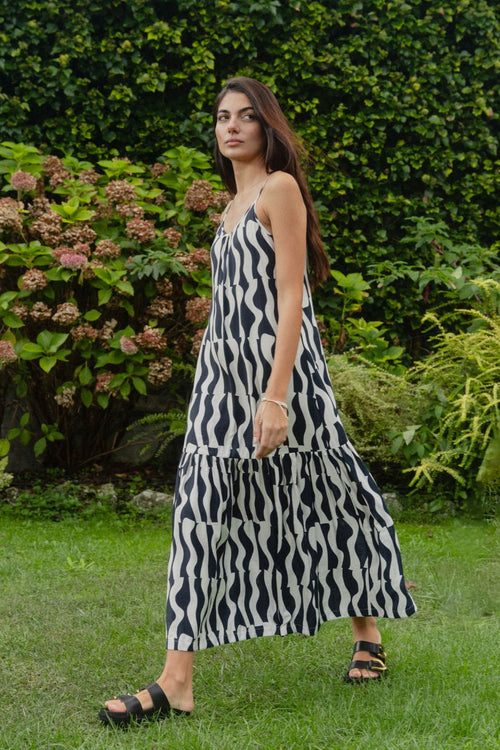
{"left": 104, "top": 675, "right": 194, "bottom": 718}
{"left": 348, "top": 619, "right": 385, "bottom": 681}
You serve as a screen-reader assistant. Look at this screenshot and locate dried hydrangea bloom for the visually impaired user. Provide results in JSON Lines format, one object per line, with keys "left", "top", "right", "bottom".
{"left": 30, "top": 210, "right": 62, "bottom": 246}
{"left": 95, "top": 372, "right": 115, "bottom": 393}
{"left": 99, "top": 319, "right": 118, "bottom": 340}
{"left": 151, "top": 162, "right": 170, "bottom": 178}
{"left": 42, "top": 155, "right": 71, "bottom": 187}
{"left": 0, "top": 340, "right": 17, "bottom": 364}
{"left": 146, "top": 297, "right": 174, "bottom": 319}
{"left": 94, "top": 239, "right": 121, "bottom": 259}
{"left": 184, "top": 180, "right": 213, "bottom": 211}
{"left": 147, "top": 356, "right": 173, "bottom": 386}
{"left": 106, "top": 180, "right": 137, "bottom": 204}
{"left": 211, "top": 190, "right": 231, "bottom": 209}
{"left": 42, "top": 155, "right": 66, "bottom": 177}
{"left": 190, "top": 328, "right": 206, "bottom": 358}
{"left": 174, "top": 247, "right": 210, "bottom": 273}
{"left": 163, "top": 227, "right": 182, "bottom": 248}
{"left": 71, "top": 324, "right": 99, "bottom": 341}
{"left": 62, "top": 224, "right": 97, "bottom": 245}
{"left": 185, "top": 296, "right": 211, "bottom": 325}
{"left": 30, "top": 302, "right": 52, "bottom": 321}
{"left": 0, "top": 197, "right": 23, "bottom": 234}
{"left": 54, "top": 386, "right": 76, "bottom": 407}
{"left": 209, "top": 212, "right": 222, "bottom": 230}
{"left": 51, "top": 245, "right": 73, "bottom": 261}
{"left": 11, "top": 170, "right": 37, "bottom": 192}
{"left": 94, "top": 202, "right": 114, "bottom": 221}
{"left": 155, "top": 279, "right": 173, "bottom": 297}
{"left": 126, "top": 218, "right": 156, "bottom": 243}
{"left": 79, "top": 169, "right": 100, "bottom": 185}
{"left": 11, "top": 303, "right": 30, "bottom": 320}
{"left": 27, "top": 196, "right": 51, "bottom": 220}
{"left": 116, "top": 202, "right": 144, "bottom": 219}
{"left": 22, "top": 268, "right": 48, "bottom": 291}
{"left": 134, "top": 325, "right": 166, "bottom": 351}
{"left": 189, "top": 247, "right": 211, "bottom": 268}
{"left": 52, "top": 302, "right": 80, "bottom": 324}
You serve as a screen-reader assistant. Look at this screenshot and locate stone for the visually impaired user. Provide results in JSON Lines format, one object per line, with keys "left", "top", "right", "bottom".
{"left": 131, "top": 489, "right": 173, "bottom": 512}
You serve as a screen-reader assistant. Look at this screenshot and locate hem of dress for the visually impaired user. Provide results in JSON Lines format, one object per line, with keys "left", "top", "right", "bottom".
{"left": 166, "top": 604, "right": 416, "bottom": 652}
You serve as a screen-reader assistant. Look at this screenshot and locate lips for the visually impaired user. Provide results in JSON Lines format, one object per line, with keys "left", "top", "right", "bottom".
{"left": 225, "top": 139, "right": 243, "bottom": 145}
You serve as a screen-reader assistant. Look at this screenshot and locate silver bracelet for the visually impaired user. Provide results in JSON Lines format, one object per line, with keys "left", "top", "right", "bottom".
{"left": 261, "top": 397, "right": 289, "bottom": 418}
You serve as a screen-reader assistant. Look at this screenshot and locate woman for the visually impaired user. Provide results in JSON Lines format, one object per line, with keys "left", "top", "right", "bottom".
{"left": 99, "top": 77, "right": 415, "bottom": 726}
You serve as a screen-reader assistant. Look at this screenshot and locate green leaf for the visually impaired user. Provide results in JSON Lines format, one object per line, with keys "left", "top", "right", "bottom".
{"left": 39, "top": 356, "right": 58, "bottom": 373}
{"left": 1, "top": 312, "right": 24, "bottom": 328}
{"left": 84, "top": 309, "right": 101, "bottom": 321}
{"left": 81, "top": 388, "right": 93, "bottom": 407}
{"left": 97, "top": 392, "right": 110, "bottom": 409}
{"left": 132, "top": 377, "right": 147, "bottom": 395}
{"left": 34, "top": 437, "right": 47, "bottom": 457}
{"left": 79, "top": 365, "right": 93, "bottom": 385}
{"left": 97, "top": 288, "right": 113, "bottom": 305}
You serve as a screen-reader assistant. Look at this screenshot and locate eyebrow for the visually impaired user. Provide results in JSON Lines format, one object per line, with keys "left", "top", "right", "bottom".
{"left": 217, "top": 106, "right": 256, "bottom": 115}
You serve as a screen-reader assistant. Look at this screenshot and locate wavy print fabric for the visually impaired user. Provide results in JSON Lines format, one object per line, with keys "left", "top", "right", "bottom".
{"left": 166, "top": 201, "right": 415, "bottom": 651}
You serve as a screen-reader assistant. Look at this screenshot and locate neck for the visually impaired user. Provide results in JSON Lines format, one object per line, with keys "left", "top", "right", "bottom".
{"left": 232, "top": 161, "right": 268, "bottom": 196}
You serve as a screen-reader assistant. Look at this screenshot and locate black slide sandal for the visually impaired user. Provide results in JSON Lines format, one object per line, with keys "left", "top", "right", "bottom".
{"left": 98, "top": 681, "right": 190, "bottom": 726}
{"left": 343, "top": 640, "right": 387, "bottom": 684}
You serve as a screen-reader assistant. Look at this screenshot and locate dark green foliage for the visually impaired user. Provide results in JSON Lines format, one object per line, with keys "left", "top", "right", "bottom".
{"left": 1, "top": 3, "right": 497, "bottom": 284}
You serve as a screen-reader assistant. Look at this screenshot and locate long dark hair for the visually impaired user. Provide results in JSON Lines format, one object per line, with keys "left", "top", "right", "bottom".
{"left": 213, "top": 77, "right": 329, "bottom": 287}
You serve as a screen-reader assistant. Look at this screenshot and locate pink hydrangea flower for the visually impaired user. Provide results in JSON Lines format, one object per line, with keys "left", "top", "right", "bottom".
{"left": 120, "top": 336, "right": 139, "bottom": 355}
{"left": 0, "top": 340, "right": 17, "bottom": 364}
{"left": 59, "top": 253, "right": 88, "bottom": 269}
{"left": 11, "top": 170, "right": 37, "bottom": 192}
{"left": 95, "top": 372, "right": 115, "bottom": 392}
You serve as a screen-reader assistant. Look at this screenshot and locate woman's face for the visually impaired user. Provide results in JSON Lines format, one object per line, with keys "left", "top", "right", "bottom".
{"left": 215, "top": 91, "right": 266, "bottom": 165}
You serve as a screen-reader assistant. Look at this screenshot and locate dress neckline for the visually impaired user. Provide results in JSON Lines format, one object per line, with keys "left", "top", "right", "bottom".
{"left": 220, "top": 199, "right": 257, "bottom": 236}
{"left": 220, "top": 176, "right": 270, "bottom": 235}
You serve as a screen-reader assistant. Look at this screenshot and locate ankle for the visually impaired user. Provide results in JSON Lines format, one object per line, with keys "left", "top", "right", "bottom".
{"left": 351, "top": 617, "right": 381, "bottom": 644}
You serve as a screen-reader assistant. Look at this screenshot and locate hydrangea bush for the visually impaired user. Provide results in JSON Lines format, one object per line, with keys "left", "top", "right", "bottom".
{"left": 0, "top": 142, "right": 228, "bottom": 470}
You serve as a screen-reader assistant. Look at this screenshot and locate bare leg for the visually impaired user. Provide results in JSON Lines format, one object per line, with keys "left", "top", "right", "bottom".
{"left": 104, "top": 650, "right": 195, "bottom": 715}
{"left": 349, "top": 616, "right": 383, "bottom": 679}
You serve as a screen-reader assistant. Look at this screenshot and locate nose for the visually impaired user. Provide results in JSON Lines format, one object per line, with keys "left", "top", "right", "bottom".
{"left": 227, "top": 116, "right": 239, "bottom": 132}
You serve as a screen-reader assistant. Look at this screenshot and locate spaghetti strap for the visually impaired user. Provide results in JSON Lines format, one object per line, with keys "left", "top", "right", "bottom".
{"left": 221, "top": 176, "right": 270, "bottom": 234}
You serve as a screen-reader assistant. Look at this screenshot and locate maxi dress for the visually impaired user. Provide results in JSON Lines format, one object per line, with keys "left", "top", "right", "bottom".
{"left": 166, "top": 198, "right": 416, "bottom": 652}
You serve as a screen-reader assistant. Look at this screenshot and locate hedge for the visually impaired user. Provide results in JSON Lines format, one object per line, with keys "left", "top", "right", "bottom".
{"left": 1, "top": 0, "right": 498, "bottom": 350}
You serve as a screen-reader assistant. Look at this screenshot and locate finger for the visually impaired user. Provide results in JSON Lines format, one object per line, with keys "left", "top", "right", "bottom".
{"left": 255, "top": 443, "right": 274, "bottom": 459}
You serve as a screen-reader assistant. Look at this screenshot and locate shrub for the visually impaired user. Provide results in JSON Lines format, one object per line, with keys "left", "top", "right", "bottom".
{"left": 327, "top": 354, "right": 422, "bottom": 482}
{"left": 391, "top": 279, "right": 500, "bottom": 513}
{"left": 0, "top": 142, "right": 226, "bottom": 471}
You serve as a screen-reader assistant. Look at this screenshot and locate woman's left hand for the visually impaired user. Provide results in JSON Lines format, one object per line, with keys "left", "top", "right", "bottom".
{"left": 253, "top": 401, "right": 288, "bottom": 459}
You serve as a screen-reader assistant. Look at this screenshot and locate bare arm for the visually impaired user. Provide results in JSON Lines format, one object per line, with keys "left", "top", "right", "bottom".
{"left": 253, "top": 172, "right": 307, "bottom": 459}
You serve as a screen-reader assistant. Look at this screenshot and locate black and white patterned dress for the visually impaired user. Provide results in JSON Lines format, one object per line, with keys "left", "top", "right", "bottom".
{"left": 166, "top": 198, "right": 415, "bottom": 651}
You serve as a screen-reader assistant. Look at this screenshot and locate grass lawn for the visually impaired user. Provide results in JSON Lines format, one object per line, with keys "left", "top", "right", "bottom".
{"left": 0, "top": 512, "right": 498, "bottom": 750}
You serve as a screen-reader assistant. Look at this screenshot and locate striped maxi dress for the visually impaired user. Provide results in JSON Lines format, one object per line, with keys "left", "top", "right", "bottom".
{"left": 165, "top": 197, "right": 416, "bottom": 652}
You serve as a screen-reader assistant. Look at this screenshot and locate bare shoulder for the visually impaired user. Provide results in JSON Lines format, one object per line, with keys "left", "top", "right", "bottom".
{"left": 258, "top": 171, "right": 304, "bottom": 230}
{"left": 264, "top": 170, "right": 302, "bottom": 201}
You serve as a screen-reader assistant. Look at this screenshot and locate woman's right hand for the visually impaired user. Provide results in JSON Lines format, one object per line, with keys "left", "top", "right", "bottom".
{"left": 253, "top": 400, "right": 288, "bottom": 459}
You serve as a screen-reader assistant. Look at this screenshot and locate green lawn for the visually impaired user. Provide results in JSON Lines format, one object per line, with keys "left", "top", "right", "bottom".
{"left": 0, "top": 514, "right": 498, "bottom": 750}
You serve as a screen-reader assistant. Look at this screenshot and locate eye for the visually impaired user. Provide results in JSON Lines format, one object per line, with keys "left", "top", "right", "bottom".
{"left": 217, "top": 114, "right": 229, "bottom": 122}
